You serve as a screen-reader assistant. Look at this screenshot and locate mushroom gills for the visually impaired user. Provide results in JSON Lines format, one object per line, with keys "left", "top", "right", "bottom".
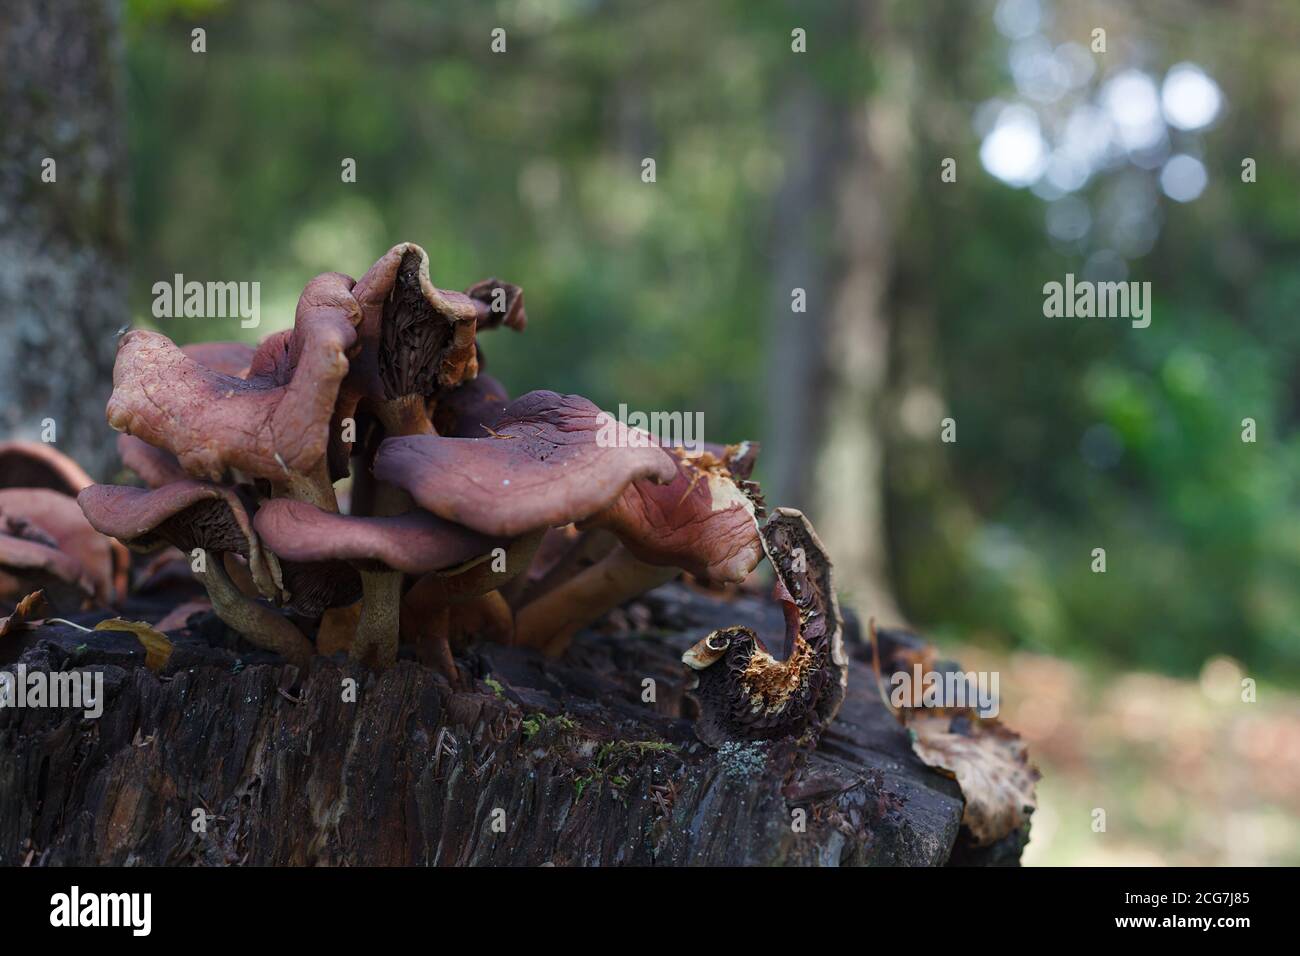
{"left": 378, "top": 250, "right": 453, "bottom": 402}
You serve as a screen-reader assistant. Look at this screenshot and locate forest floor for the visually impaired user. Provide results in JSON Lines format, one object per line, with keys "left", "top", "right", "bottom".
{"left": 955, "top": 644, "right": 1300, "bottom": 865}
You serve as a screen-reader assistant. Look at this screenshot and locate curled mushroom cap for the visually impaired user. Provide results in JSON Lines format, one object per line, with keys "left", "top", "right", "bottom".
{"left": 252, "top": 498, "right": 503, "bottom": 576}
{"left": 374, "top": 390, "right": 678, "bottom": 538}
{"left": 465, "top": 279, "right": 526, "bottom": 332}
{"left": 0, "top": 441, "right": 95, "bottom": 496}
{"left": 78, "top": 480, "right": 280, "bottom": 599}
{"left": 509, "top": 441, "right": 766, "bottom": 656}
{"left": 683, "top": 508, "right": 847, "bottom": 748}
{"left": 105, "top": 271, "right": 359, "bottom": 485}
{"left": 585, "top": 443, "right": 765, "bottom": 584}
{"left": 348, "top": 243, "right": 483, "bottom": 404}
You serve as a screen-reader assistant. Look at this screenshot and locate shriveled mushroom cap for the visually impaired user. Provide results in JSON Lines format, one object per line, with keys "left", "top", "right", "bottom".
{"left": 348, "top": 243, "right": 482, "bottom": 404}
{"left": 586, "top": 443, "right": 764, "bottom": 583}
{"left": 0, "top": 441, "right": 94, "bottom": 496}
{"left": 115, "top": 342, "right": 260, "bottom": 488}
{"left": 373, "top": 390, "right": 678, "bottom": 538}
{"left": 78, "top": 480, "right": 281, "bottom": 599}
{"left": 465, "top": 279, "right": 526, "bottom": 332}
{"left": 253, "top": 497, "right": 505, "bottom": 575}
{"left": 247, "top": 292, "right": 361, "bottom": 483}
{"left": 105, "top": 271, "right": 359, "bottom": 484}
{"left": 681, "top": 508, "right": 846, "bottom": 747}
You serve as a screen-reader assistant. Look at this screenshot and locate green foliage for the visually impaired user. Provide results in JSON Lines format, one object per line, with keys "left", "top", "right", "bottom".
{"left": 123, "top": 1, "right": 1300, "bottom": 683}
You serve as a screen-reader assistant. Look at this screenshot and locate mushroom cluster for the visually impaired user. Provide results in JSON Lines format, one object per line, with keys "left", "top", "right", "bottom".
{"left": 73, "top": 241, "right": 848, "bottom": 742}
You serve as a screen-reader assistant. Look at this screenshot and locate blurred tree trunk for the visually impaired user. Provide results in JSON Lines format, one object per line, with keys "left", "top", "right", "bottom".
{"left": 765, "top": 1, "right": 911, "bottom": 624}
{"left": 0, "top": 0, "right": 127, "bottom": 479}
{"left": 763, "top": 81, "right": 840, "bottom": 516}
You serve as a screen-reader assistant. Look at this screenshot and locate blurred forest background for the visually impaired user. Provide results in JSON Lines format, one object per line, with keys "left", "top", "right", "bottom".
{"left": 3, "top": 0, "right": 1298, "bottom": 863}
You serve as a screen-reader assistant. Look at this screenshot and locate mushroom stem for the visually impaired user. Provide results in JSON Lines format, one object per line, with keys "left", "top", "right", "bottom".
{"left": 222, "top": 552, "right": 261, "bottom": 598}
{"left": 200, "top": 551, "right": 313, "bottom": 670}
{"left": 375, "top": 394, "right": 434, "bottom": 437}
{"left": 410, "top": 604, "right": 457, "bottom": 680}
{"left": 405, "top": 530, "right": 543, "bottom": 608}
{"left": 514, "top": 545, "right": 676, "bottom": 656}
{"left": 282, "top": 458, "right": 339, "bottom": 513}
{"left": 351, "top": 568, "right": 403, "bottom": 667}
{"left": 510, "top": 528, "right": 617, "bottom": 608}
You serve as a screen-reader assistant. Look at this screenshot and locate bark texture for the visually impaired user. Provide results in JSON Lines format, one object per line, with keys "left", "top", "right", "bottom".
{"left": 0, "top": 0, "right": 127, "bottom": 478}
{"left": 0, "top": 582, "right": 1024, "bottom": 866}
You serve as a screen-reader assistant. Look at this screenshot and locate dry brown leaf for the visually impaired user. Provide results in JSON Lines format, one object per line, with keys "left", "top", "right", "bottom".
{"left": 0, "top": 590, "right": 49, "bottom": 638}
{"left": 907, "top": 708, "right": 1039, "bottom": 846}
{"left": 317, "top": 602, "right": 361, "bottom": 656}
{"left": 95, "top": 618, "right": 173, "bottom": 672}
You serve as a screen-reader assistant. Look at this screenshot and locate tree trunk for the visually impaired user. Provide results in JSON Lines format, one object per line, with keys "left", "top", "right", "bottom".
{"left": 0, "top": 0, "right": 127, "bottom": 479}
{"left": 0, "top": 581, "right": 1023, "bottom": 866}
{"left": 766, "top": 2, "right": 909, "bottom": 624}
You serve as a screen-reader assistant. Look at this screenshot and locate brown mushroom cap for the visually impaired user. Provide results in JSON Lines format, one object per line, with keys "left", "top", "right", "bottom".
{"left": 373, "top": 390, "right": 678, "bottom": 538}
{"left": 511, "top": 443, "right": 767, "bottom": 656}
{"left": 0, "top": 441, "right": 95, "bottom": 496}
{"left": 252, "top": 497, "right": 504, "bottom": 575}
{"left": 0, "top": 492, "right": 103, "bottom": 605}
{"left": 114, "top": 343, "right": 261, "bottom": 488}
{"left": 0, "top": 531, "right": 93, "bottom": 606}
{"left": 0, "top": 489, "right": 122, "bottom": 605}
{"left": 585, "top": 444, "right": 764, "bottom": 583}
{"left": 105, "top": 272, "right": 359, "bottom": 485}
{"left": 77, "top": 480, "right": 280, "bottom": 599}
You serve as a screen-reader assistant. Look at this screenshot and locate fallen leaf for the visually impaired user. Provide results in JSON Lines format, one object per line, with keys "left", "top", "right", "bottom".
{"left": 0, "top": 590, "right": 49, "bottom": 638}
{"left": 94, "top": 618, "right": 173, "bottom": 672}
{"left": 908, "top": 708, "right": 1039, "bottom": 846}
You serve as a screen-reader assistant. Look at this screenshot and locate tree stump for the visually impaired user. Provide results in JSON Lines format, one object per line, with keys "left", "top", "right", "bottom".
{"left": 0, "top": 581, "right": 1024, "bottom": 865}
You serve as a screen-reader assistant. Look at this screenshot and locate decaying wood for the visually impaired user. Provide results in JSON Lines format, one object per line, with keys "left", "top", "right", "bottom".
{"left": 0, "top": 582, "right": 1025, "bottom": 865}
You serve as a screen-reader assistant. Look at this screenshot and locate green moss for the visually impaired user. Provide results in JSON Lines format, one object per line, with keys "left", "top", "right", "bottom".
{"left": 522, "top": 712, "right": 578, "bottom": 741}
